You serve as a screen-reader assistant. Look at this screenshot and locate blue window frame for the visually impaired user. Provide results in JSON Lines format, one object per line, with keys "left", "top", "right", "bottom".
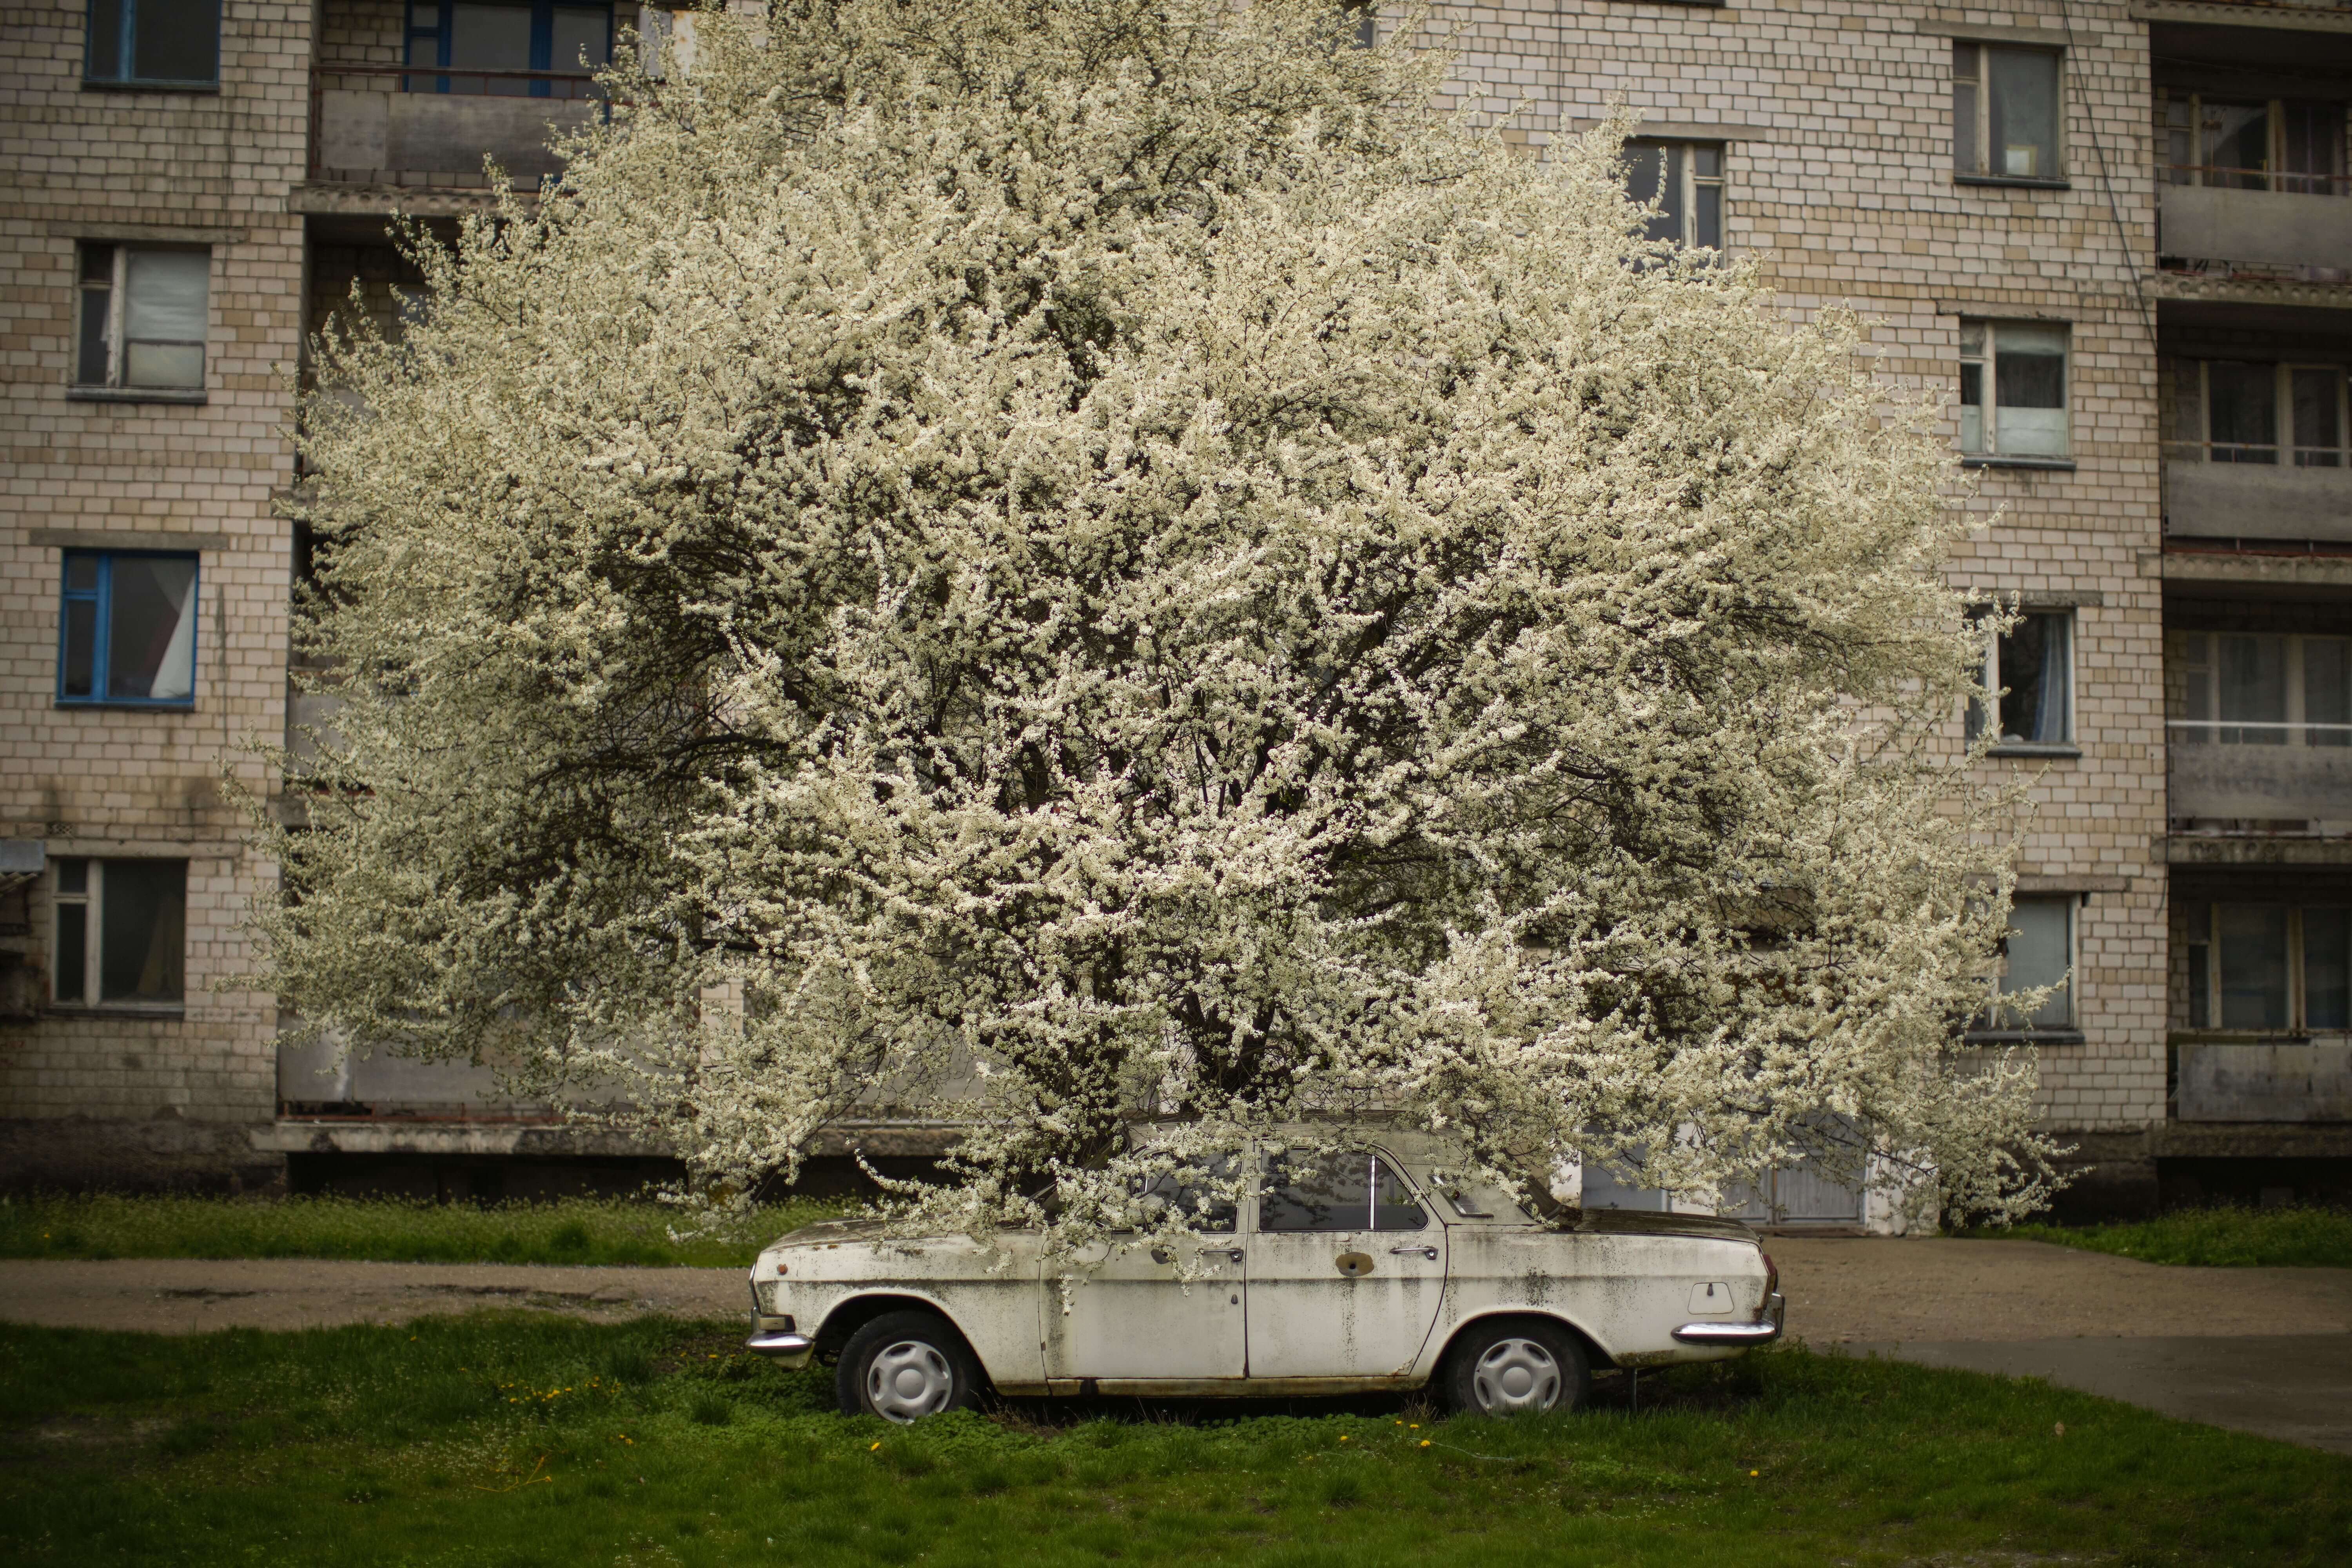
{"left": 58, "top": 550, "right": 200, "bottom": 708}
{"left": 403, "top": 0, "right": 612, "bottom": 96}
{"left": 85, "top": 0, "right": 220, "bottom": 87}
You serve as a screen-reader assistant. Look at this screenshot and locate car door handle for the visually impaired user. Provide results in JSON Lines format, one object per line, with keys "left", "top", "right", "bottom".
{"left": 1390, "top": 1245, "right": 1439, "bottom": 1261}
{"left": 1205, "top": 1247, "right": 1245, "bottom": 1262}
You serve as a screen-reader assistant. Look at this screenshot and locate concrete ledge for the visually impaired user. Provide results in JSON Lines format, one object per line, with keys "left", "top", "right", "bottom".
{"left": 2161, "top": 550, "right": 2352, "bottom": 590}
{"left": 2167, "top": 835, "right": 2352, "bottom": 866}
{"left": 252, "top": 1118, "right": 966, "bottom": 1160}
{"left": 0, "top": 1117, "right": 283, "bottom": 1194}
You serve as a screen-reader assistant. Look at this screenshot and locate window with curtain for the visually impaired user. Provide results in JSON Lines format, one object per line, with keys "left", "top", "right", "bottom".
{"left": 85, "top": 0, "right": 220, "bottom": 87}
{"left": 1623, "top": 141, "right": 1726, "bottom": 250}
{"left": 57, "top": 551, "right": 199, "bottom": 708}
{"left": 2170, "top": 632, "right": 2352, "bottom": 750}
{"left": 1954, "top": 43, "right": 2063, "bottom": 181}
{"left": 49, "top": 858, "right": 187, "bottom": 1008}
{"left": 74, "top": 244, "right": 209, "bottom": 393}
{"left": 1971, "top": 609, "right": 2073, "bottom": 747}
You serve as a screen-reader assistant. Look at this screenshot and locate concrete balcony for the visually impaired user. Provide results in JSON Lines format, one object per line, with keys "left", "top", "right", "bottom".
{"left": 2169, "top": 726, "right": 2352, "bottom": 832}
{"left": 2165, "top": 458, "right": 2352, "bottom": 545}
{"left": 277, "top": 1031, "right": 553, "bottom": 1117}
{"left": 309, "top": 66, "right": 603, "bottom": 194}
{"left": 2160, "top": 183, "right": 2352, "bottom": 274}
{"left": 2176, "top": 1041, "right": 2352, "bottom": 1123}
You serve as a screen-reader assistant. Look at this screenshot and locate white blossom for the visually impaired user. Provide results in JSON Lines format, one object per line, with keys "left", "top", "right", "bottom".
{"left": 252, "top": 0, "right": 2065, "bottom": 1250}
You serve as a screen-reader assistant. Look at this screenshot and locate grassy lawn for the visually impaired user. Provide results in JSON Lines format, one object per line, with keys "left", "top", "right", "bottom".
{"left": 2, "top": 1316, "right": 2347, "bottom": 1566}
{"left": 1996, "top": 1205, "right": 2352, "bottom": 1270}
{"left": 0, "top": 1194, "right": 847, "bottom": 1269}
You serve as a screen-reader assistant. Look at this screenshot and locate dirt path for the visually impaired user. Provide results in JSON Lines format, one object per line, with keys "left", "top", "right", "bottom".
{"left": 1768, "top": 1236, "right": 2352, "bottom": 1345}
{"left": 3, "top": 1236, "right": 2347, "bottom": 1341}
{"left": 0, "top": 1258, "right": 748, "bottom": 1335}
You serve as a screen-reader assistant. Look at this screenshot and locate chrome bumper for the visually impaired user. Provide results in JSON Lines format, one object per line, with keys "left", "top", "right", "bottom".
{"left": 744, "top": 1329, "right": 815, "bottom": 1368}
{"left": 1671, "top": 1291, "right": 1785, "bottom": 1347}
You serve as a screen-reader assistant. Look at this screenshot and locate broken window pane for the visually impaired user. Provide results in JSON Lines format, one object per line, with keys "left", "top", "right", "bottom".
{"left": 2218, "top": 904, "right": 2290, "bottom": 1031}
{"left": 1995, "top": 611, "right": 2070, "bottom": 744}
{"left": 1987, "top": 48, "right": 2060, "bottom": 180}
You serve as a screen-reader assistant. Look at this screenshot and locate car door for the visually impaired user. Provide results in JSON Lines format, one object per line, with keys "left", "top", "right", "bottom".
{"left": 1244, "top": 1145, "right": 1447, "bottom": 1379}
{"left": 1042, "top": 1168, "right": 1247, "bottom": 1382}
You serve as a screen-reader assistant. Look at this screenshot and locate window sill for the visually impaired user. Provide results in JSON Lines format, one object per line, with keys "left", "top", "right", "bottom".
{"left": 67, "top": 386, "right": 208, "bottom": 406}
{"left": 55, "top": 700, "right": 198, "bottom": 712}
{"left": 1965, "top": 1029, "right": 2085, "bottom": 1045}
{"left": 1962, "top": 455, "right": 2076, "bottom": 472}
{"left": 45, "top": 1004, "right": 187, "bottom": 1020}
{"left": 1985, "top": 743, "right": 2081, "bottom": 760}
{"left": 1954, "top": 175, "right": 2071, "bottom": 191}
{"left": 81, "top": 79, "right": 220, "bottom": 94}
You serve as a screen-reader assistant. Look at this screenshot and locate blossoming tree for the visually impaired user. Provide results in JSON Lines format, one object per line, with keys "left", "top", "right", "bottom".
{"left": 262, "top": 0, "right": 2063, "bottom": 1243}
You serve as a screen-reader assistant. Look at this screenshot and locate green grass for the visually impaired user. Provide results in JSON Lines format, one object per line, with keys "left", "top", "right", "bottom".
{"left": 1998, "top": 1205, "right": 2352, "bottom": 1269}
{"left": 0, "top": 1194, "right": 848, "bottom": 1269}
{"left": 2, "top": 1316, "right": 2347, "bottom": 1566}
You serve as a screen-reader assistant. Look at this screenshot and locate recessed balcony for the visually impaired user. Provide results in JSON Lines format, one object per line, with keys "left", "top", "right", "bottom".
{"left": 2169, "top": 724, "right": 2352, "bottom": 833}
{"left": 310, "top": 66, "right": 604, "bottom": 193}
{"left": 2161, "top": 183, "right": 2352, "bottom": 276}
{"left": 2165, "top": 456, "right": 2352, "bottom": 545}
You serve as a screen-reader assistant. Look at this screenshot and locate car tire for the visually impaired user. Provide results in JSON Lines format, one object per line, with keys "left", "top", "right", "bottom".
{"left": 1440, "top": 1317, "right": 1590, "bottom": 1417}
{"left": 834, "top": 1310, "right": 984, "bottom": 1423}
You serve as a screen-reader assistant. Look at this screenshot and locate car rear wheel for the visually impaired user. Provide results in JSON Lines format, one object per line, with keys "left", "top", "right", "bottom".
{"left": 835, "top": 1310, "right": 982, "bottom": 1423}
{"left": 1441, "top": 1318, "right": 1590, "bottom": 1417}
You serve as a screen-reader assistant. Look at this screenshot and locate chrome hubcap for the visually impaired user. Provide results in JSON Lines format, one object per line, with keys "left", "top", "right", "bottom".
{"left": 866, "top": 1339, "right": 955, "bottom": 1423}
{"left": 1472, "top": 1337, "right": 1561, "bottom": 1415}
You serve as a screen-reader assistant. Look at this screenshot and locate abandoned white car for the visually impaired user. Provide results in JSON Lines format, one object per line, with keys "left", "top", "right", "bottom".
{"left": 744, "top": 1132, "right": 1784, "bottom": 1422}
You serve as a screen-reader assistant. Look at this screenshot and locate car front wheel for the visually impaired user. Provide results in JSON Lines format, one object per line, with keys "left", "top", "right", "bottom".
{"left": 1441, "top": 1318, "right": 1590, "bottom": 1417}
{"left": 835, "top": 1310, "right": 983, "bottom": 1423}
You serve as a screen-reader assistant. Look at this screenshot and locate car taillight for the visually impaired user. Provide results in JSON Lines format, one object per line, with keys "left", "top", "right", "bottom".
{"left": 1760, "top": 1251, "right": 1779, "bottom": 1302}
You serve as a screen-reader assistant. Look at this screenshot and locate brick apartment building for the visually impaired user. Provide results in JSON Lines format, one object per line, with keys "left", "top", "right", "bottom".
{"left": 4, "top": 1, "right": 2349, "bottom": 1217}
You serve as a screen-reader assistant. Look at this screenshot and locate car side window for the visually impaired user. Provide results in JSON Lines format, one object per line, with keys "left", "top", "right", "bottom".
{"left": 1260, "top": 1152, "right": 1427, "bottom": 1232}
{"left": 1130, "top": 1156, "right": 1238, "bottom": 1233}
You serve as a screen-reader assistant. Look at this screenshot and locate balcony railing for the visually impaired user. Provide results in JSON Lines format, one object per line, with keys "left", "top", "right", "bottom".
{"left": 2162, "top": 454, "right": 2352, "bottom": 544}
{"left": 309, "top": 65, "right": 608, "bottom": 186}
{"left": 2158, "top": 180, "right": 2352, "bottom": 273}
{"left": 2165, "top": 165, "right": 2351, "bottom": 198}
{"left": 2169, "top": 721, "right": 2352, "bottom": 828}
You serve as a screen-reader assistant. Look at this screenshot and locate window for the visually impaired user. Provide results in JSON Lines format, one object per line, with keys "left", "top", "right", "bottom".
{"left": 2170, "top": 632, "right": 2352, "bottom": 750}
{"left": 1259, "top": 1152, "right": 1427, "bottom": 1232}
{"left": 1129, "top": 1156, "right": 1238, "bottom": 1233}
{"left": 1987, "top": 895, "right": 2074, "bottom": 1031}
{"left": 2183, "top": 902, "right": 2352, "bottom": 1032}
{"left": 1971, "top": 609, "right": 2073, "bottom": 747}
{"left": 85, "top": 0, "right": 219, "bottom": 87}
{"left": 1341, "top": 1, "right": 1376, "bottom": 49}
{"left": 404, "top": 0, "right": 611, "bottom": 96}
{"left": 1953, "top": 43, "right": 2062, "bottom": 181}
{"left": 1959, "top": 319, "right": 2069, "bottom": 459}
{"left": 75, "top": 244, "right": 209, "bottom": 392}
{"left": 58, "top": 551, "right": 200, "bottom": 707}
{"left": 2159, "top": 92, "right": 2347, "bottom": 197}
{"left": 1624, "top": 141, "right": 1725, "bottom": 250}
{"left": 2168, "top": 360, "right": 2352, "bottom": 467}
{"left": 50, "top": 858, "right": 187, "bottom": 1007}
